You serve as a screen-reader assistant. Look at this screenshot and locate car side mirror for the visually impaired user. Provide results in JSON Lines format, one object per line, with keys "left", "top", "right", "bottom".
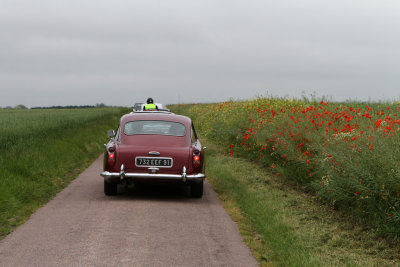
{"left": 107, "top": 129, "right": 115, "bottom": 137}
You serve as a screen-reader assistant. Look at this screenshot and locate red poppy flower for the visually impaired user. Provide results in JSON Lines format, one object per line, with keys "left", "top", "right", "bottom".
{"left": 297, "top": 143, "right": 304, "bottom": 148}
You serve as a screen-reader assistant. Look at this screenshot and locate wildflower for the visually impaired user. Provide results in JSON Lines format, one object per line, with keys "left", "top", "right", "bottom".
{"left": 387, "top": 213, "right": 392, "bottom": 218}
{"left": 355, "top": 191, "right": 360, "bottom": 195}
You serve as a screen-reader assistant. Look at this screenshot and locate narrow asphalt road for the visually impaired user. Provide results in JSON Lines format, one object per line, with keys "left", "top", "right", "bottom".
{"left": 0, "top": 156, "right": 258, "bottom": 267}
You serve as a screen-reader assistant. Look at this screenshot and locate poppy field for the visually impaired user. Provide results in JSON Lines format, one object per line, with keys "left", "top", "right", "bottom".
{"left": 172, "top": 97, "right": 400, "bottom": 238}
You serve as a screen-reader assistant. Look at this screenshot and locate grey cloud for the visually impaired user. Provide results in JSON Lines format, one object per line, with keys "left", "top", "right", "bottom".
{"left": 1, "top": 0, "right": 400, "bottom": 107}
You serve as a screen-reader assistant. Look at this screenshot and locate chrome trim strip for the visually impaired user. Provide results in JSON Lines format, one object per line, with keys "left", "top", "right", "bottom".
{"left": 100, "top": 167, "right": 205, "bottom": 183}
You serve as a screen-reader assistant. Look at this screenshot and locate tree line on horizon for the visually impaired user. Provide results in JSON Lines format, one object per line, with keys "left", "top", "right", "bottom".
{"left": 1, "top": 103, "right": 111, "bottom": 110}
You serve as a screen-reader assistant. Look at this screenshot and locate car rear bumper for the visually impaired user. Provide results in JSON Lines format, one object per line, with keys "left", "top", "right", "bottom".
{"left": 101, "top": 165, "right": 205, "bottom": 183}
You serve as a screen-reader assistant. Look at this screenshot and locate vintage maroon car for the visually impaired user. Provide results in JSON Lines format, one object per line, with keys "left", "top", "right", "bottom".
{"left": 100, "top": 110, "right": 206, "bottom": 197}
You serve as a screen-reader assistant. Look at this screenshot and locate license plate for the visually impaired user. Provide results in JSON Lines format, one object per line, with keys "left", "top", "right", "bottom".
{"left": 135, "top": 157, "right": 173, "bottom": 168}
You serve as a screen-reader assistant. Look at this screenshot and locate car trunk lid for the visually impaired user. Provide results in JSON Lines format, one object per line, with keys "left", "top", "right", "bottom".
{"left": 116, "top": 143, "right": 190, "bottom": 174}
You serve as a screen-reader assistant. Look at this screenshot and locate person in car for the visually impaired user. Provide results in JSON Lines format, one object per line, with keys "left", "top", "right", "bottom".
{"left": 143, "top": 98, "right": 158, "bottom": 110}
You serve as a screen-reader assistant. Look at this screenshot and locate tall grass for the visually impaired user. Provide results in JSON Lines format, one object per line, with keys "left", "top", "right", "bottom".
{"left": 0, "top": 108, "right": 129, "bottom": 238}
{"left": 170, "top": 98, "right": 400, "bottom": 239}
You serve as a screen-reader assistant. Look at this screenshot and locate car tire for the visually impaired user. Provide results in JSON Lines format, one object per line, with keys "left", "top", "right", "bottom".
{"left": 104, "top": 181, "right": 118, "bottom": 196}
{"left": 190, "top": 182, "right": 203, "bottom": 198}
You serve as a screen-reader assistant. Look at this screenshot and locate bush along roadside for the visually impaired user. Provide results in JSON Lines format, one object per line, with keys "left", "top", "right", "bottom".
{"left": 170, "top": 98, "right": 400, "bottom": 240}
{"left": 0, "top": 108, "right": 129, "bottom": 239}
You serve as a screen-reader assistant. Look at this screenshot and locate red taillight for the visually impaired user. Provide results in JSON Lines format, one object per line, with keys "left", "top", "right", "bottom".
{"left": 108, "top": 152, "right": 115, "bottom": 166}
{"left": 193, "top": 154, "right": 200, "bottom": 167}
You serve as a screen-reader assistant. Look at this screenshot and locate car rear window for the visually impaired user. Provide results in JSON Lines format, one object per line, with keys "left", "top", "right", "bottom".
{"left": 124, "top": 120, "right": 186, "bottom": 136}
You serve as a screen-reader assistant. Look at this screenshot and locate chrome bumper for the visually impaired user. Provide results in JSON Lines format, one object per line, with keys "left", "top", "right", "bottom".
{"left": 101, "top": 165, "right": 205, "bottom": 183}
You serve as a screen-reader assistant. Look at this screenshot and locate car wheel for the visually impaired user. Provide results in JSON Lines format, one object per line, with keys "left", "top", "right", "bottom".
{"left": 104, "top": 181, "right": 118, "bottom": 196}
{"left": 190, "top": 182, "right": 203, "bottom": 198}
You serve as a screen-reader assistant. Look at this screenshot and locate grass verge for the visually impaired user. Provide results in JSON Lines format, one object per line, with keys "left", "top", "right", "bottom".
{"left": 0, "top": 108, "right": 128, "bottom": 239}
{"left": 205, "top": 139, "right": 400, "bottom": 266}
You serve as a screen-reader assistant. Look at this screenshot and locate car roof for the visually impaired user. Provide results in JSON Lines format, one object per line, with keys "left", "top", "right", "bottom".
{"left": 120, "top": 111, "right": 192, "bottom": 126}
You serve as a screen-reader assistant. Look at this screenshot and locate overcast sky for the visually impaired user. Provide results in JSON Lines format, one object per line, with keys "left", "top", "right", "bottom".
{"left": 1, "top": 0, "right": 400, "bottom": 107}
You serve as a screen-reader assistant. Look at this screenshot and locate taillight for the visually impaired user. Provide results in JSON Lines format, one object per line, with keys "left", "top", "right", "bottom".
{"left": 193, "top": 154, "right": 200, "bottom": 167}
{"left": 108, "top": 152, "right": 116, "bottom": 166}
